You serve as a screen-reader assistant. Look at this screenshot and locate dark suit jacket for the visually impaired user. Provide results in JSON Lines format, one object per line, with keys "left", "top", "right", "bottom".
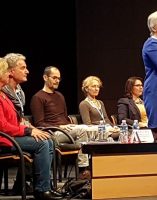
{"left": 117, "top": 97, "right": 141, "bottom": 125}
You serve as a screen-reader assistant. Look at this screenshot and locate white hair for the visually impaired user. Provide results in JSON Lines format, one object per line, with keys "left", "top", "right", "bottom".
{"left": 147, "top": 11, "right": 157, "bottom": 35}
{"left": 4, "top": 53, "right": 26, "bottom": 68}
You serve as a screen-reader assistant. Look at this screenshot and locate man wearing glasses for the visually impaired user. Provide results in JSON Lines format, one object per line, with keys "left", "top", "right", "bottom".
{"left": 30, "top": 66, "right": 90, "bottom": 177}
{"left": 2, "top": 54, "right": 63, "bottom": 200}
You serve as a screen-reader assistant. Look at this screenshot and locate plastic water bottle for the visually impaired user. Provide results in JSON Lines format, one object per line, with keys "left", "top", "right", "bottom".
{"left": 98, "top": 120, "right": 106, "bottom": 141}
{"left": 121, "top": 120, "right": 128, "bottom": 143}
{"left": 132, "top": 120, "right": 140, "bottom": 130}
{"left": 121, "top": 120, "right": 128, "bottom": 132}
{"left": 131, "top": 120, "right": 140, "bottom": 143}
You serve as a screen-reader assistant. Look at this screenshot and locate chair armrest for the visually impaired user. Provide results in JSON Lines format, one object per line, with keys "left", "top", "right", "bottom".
{"left": 68, "top": 114, "right": 83, "bottom": 124}
{"left": 40, "top": 127, "right": 81, "bottom": 152}
{"left": 39, "top": 126, "right": 76, "bottom": 144}
{"left": 0, "top": 131, "right": 24, "bottom": 156}
{"left": 0, "top": 131, "right": 26, "bottom": 198}
{"left": 111, "top": 114, "right": 118, "bottom": 126}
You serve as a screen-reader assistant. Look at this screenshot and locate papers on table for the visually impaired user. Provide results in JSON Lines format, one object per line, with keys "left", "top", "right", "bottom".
{"left": 132, "top": 129, "right": 154, "bottom": 143}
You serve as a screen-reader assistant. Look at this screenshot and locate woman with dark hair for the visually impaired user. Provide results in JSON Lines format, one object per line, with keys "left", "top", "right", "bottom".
{"left": 117, "top": 76, "right": 148, "bottom": 127}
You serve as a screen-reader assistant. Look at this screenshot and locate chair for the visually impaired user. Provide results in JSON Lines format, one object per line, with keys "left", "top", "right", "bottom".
{"left": 0, "top": 131, "right": 32, "bottom": 200}
{"left": 111, "top": 114, "right": 118, "bottom": 126}
{"left": 68, "top": 114, "right": 83, "bottom": 125}
{"left": 111, "top": 114, "right": 133, "bottom": 129}
{"left": 24, "top": 115, "right": 58, "bottom": 189}
{"left": 110, "top": 114, "right": 133, "bottom": 135}
{"left": 41, "top": 127, "right": 80, "bottom": 183}
{"left": 26, "top": 115, "right": 80, "bottom": 182}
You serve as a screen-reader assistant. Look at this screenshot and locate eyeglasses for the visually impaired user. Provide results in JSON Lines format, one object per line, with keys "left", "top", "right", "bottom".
{"left": 48, "top": 76, "right": 61, "bottom": 81}
{"left": 133, "top": 84, "right": 143, "bottom": 87}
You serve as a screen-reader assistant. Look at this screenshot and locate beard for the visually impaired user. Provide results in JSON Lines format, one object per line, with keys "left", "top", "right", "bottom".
{"left": 52, "top": 83, "right": 59, "bottom": 89}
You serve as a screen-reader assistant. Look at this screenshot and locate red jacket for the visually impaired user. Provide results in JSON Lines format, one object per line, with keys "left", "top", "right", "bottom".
{"left": 0, "top": 93, "right": 26, "bottom": 147}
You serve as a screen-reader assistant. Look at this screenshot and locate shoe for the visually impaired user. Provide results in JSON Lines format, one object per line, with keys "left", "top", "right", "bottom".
{"left": 79, "top": 169, "right": 91, "bottom": 180}
{"left": 34, "top": 190, "right": 63, "bottom": 200}
{"left": 51, "top": 189, "right": 63, "bottom": 196}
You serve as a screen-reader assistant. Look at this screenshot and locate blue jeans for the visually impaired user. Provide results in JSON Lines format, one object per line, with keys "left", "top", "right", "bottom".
{"left": 12, "top": 136, "right": 53, "bottom": 192}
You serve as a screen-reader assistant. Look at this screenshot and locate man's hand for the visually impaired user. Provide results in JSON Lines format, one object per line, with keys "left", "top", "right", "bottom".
{"left": 59, "top": 124, "right": 76, "bottom": 132}
{"left": 31, "top": 128, "right": 51, "bottom": 142}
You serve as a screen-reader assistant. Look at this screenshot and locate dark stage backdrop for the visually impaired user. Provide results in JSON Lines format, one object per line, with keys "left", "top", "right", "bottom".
{"left": 76, "top": 0, "right": 157, "bottom": 117}
{"left": 0, "top": 0, "right": 77, "bottom": 115}
{"left": 0, "top": 0, "right": 157, "bottom": 117}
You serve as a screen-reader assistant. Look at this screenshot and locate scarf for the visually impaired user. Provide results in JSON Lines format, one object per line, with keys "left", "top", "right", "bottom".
{"left": 2, "top": 84, "right": 25, "bottom": 118}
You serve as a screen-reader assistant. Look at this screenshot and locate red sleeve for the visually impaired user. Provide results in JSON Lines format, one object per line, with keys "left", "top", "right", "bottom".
{"left": 0, "top": 97, "right": 26, "bottom": 136}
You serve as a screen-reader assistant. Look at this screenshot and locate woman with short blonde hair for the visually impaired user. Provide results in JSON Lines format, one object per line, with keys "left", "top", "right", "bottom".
{"left": 0, "top": 57, "right": 9, "bottom": 77}
{"left": 79, "top": 75, "right": 120, "bottom": 139}
{"left": 82, "top": 76, "right": 102, "bottom": 96}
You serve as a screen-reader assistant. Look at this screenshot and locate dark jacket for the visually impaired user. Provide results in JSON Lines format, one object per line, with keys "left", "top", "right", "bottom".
{"left": 117, "top": 97, "right": 141, "bottom": 125}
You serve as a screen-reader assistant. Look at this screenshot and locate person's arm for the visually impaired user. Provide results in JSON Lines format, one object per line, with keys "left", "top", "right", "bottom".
{"left": 79, "top": 101, "right": 92, "bottom": 125}
{"left": 0, "top": 101, "right": 27, "bottom": 136}
{"left": 117, "top": 98, "right": 134, "bottom": 125}
{"left": 30, "top": 95, "right": 51, "bottom": 127}
{"left": 147, "top": 41, "right": 157, "bottom": 71}
{"left": 0, "top": 97, "right": 51, "bottom": 142}
{"left": 62, "top": 95, "right": 70, "bottom": 122}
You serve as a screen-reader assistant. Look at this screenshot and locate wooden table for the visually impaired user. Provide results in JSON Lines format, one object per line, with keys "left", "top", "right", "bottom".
{"left": 82, "top": 142, "right": 157, "bottom": 199}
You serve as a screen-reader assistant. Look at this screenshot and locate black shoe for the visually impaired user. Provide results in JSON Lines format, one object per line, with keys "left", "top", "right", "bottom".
{"left": 51, "top": 189, "right": 63, "bottom": 196}
{"left": 34, "top": 190, "right": 63, "bottom": 200}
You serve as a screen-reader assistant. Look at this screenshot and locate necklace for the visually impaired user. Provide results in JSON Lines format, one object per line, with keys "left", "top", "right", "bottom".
{"left": 86, "top": 97, "right": 101, "bottom": 108}
{"left": 85, "top": 97, "right": 105, "bottom": 121}
{"left": 134, "top": 98, "right": 143, "bottom": 104}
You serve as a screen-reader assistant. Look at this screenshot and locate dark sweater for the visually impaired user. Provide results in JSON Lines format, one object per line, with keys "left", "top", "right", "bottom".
{"left": 30, "top": 90, "right": 70, "bottom": 127}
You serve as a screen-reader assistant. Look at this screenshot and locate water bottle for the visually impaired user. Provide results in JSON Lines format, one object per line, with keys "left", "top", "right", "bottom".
{"left": 132, "top": 120, "right": 140, "bottom": 130}
{"left": 121, "top": 120, "right": 128, "bottom": 132}
{"left": 131, "top": 120, "right": 140, "bottom": 143}
{"left": 120, "top": 120, "right": 128, "bottom": 143}
{"left": 98, "top": 120, "right": 106, "bottom": 141}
